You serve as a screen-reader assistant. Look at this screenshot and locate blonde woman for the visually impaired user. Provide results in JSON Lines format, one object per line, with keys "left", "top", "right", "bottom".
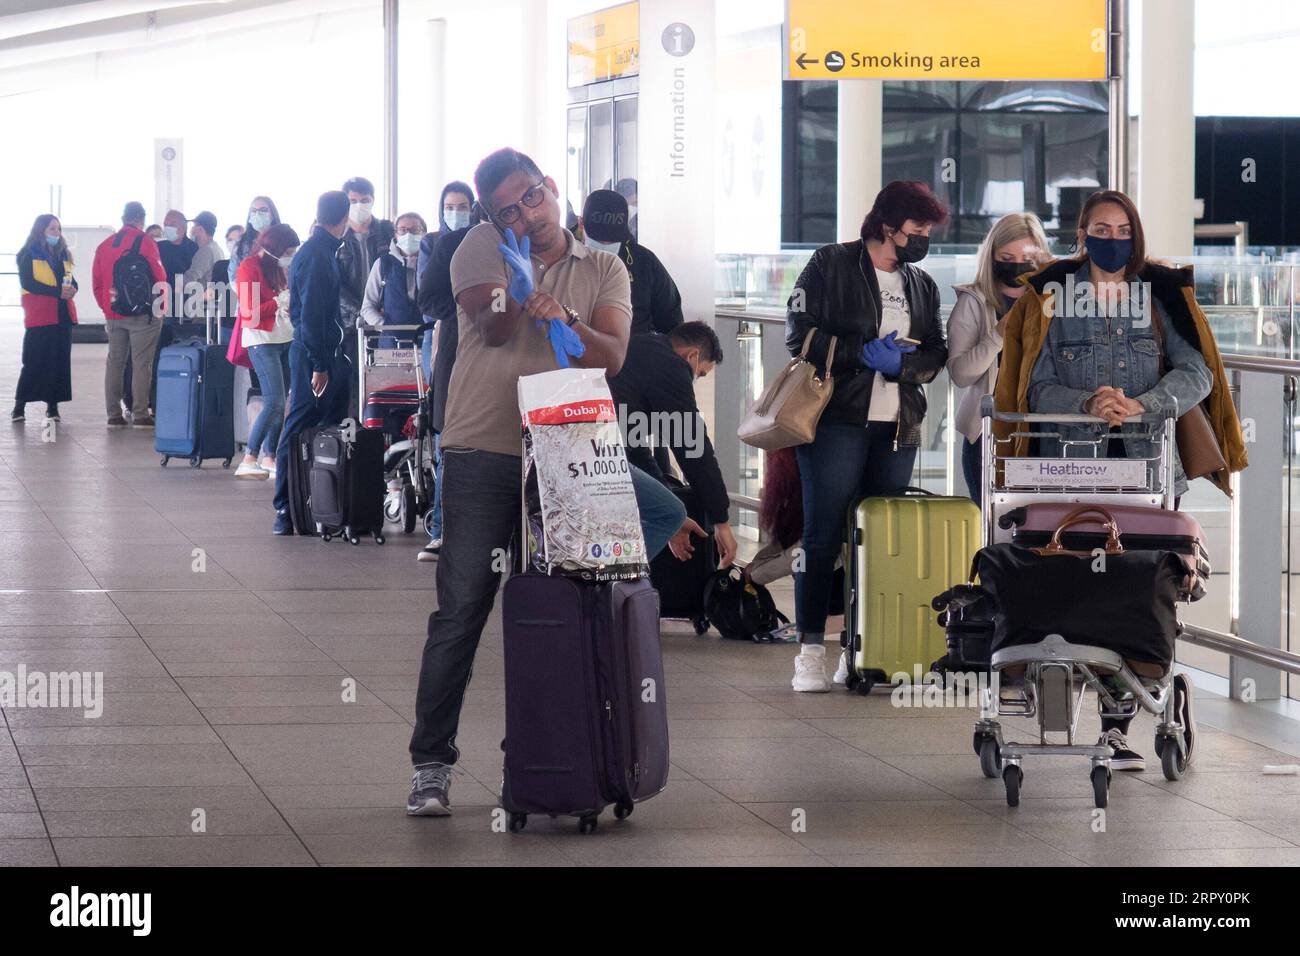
{"left": 947, "top": 212, "right": 1050, "bottom": 499}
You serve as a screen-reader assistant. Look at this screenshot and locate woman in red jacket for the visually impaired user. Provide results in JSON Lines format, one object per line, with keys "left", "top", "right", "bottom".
{"left": 234, "top": 223, "right": 299, "bottom": 479}
{"left": 13, "top": 215, "right": 78, "bottom": 422}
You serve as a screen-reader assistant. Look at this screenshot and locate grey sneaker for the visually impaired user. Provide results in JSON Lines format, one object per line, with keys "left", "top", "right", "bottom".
{"left": 406, "top": 762, "right": 455, "bottom": 816}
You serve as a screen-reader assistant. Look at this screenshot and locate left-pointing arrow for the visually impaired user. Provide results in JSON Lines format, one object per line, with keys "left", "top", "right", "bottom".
{"left": 795, "top": 53, "right": 820, "bottom": 70}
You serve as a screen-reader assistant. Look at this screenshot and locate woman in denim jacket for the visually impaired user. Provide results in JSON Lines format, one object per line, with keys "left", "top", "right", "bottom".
{"left": 997, "top": 189, "right": 1248, "bottom": 773}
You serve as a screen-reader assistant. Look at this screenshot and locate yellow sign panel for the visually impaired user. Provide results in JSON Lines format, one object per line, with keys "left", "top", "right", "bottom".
{"left": 786, "top": 0, "right": 1108, "bottom": 81}
{"left": 568, "top": 2, "right": 640, "bottom": 88}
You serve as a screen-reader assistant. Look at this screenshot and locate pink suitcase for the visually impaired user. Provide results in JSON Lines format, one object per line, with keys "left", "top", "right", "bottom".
{"left": 999, "top": 502, "right": 1210, "bottom": 601}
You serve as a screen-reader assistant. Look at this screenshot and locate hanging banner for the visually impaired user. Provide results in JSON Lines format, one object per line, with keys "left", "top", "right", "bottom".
{"left": 154, "top": 138, "right": 184, "bottom": 222}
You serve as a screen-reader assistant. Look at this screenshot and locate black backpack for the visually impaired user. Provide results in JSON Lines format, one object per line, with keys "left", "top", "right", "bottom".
{"left": 703, "top": 568, "right": 788, "bottom": 642}
{"left": 111, "top": 233, "right": 156, "bottom": 316}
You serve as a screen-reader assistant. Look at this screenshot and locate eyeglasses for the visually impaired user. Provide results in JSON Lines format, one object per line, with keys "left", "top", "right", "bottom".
{"left": 492, "top": 180, "right": 547, "bottom": 226}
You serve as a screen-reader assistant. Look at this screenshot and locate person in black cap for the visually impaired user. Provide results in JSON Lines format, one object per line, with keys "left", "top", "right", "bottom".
{"left": 581, "top": 189, "right": 682, "bottom": 337}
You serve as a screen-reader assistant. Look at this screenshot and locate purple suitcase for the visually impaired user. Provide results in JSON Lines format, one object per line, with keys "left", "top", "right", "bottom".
{"left": 500, "top": 574, "right": 669, "bottom": 833}
{"left": 1000, "top": 502, "right": 1210, "bottom": 601}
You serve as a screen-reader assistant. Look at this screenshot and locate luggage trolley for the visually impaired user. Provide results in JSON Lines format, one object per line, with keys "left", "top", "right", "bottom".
{"left": 974, "top": 396, "right": 1195, "bottom": 808}
{"left": 357, "top": 323, "right": 436, "bottom": 535}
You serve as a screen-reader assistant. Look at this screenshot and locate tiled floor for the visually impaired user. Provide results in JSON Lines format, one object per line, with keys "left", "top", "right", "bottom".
{"left": 1, "top": 323, "right": 1299, "bottom": 866}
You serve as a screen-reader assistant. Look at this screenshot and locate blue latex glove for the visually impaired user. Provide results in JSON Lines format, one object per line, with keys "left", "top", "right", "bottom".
{"left": 497, "top": 230, "right": 534, "bottom": 305}
{"left": 861, "top": 331, "right": 917, "bottom": 377}
{"left": 537, "top": 318, "right": 586, "bottom": 368}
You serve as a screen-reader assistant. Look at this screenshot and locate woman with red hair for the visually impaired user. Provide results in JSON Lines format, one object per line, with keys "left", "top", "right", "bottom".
{"left": 783, "top": 180, "right": 949, "bottom": 692}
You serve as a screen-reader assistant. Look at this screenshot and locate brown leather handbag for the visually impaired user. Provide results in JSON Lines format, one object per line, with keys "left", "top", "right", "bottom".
{"left": 1151, "top": 311, "right": 1227, "bottom": 481}
{"left": 737, "top": 330, "right": 837, "bottom": 450}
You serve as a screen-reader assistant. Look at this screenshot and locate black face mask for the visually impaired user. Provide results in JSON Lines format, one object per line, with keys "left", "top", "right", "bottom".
{"left": 893, "top": 232, "right": 930, "bottom": 264}
{"left": 992, "top": 260, "right": 1037, "bottom": 286}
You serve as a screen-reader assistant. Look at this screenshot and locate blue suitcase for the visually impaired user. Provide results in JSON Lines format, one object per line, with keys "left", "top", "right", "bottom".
{"left": 156, "top": 336, "right": 235, "bottom": 468}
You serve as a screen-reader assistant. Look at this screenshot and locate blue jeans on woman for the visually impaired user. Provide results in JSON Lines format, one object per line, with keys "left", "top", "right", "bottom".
{"left": 794, "top": 422, "right": 918, "bottom": 637}
{"left": 246, "top": 342, "right": 290, "bottom": 459}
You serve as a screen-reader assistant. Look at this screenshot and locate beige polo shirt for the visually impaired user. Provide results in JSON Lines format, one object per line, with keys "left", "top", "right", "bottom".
{"left": 442, "top": 223, "right": 632, "bottom": 457}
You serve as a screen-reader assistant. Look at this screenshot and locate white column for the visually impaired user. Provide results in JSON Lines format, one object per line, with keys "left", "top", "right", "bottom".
{"left": 519, "top": 0, "right": 550, "bottom": 163}
{"left": 1137, "top": 0, "right": 1195, "bottom": 256}
{"left": 836, "top": 80, "right": 882, "bottom": 242}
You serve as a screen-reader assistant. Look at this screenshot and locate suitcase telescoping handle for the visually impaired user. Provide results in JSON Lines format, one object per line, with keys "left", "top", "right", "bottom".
{"left": 1036, "top": 505, "right": 1125, "bottom": 557}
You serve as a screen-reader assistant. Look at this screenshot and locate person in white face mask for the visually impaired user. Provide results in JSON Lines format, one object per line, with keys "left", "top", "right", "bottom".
{"left": 337, "top": 175, "right": 396, "bottom": 416}
{"left": 360, "top": 211, "right": 428, "bottom": 348}
{"left": 580, "top": 188, "right": 682, "bottom": 337}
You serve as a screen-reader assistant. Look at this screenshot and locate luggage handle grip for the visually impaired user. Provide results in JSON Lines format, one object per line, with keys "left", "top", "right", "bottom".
{"left": 1038, "top": 505, "right": 1124, "bottom": 556}
{"left": 885, "top": 486, "right": 935, "bottom": 498}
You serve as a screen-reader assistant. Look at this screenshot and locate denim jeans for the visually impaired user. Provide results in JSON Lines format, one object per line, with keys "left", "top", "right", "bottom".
{"left": 793, "top": 422, "right": 918, "bottom": 635}
{"left": 246, "top": 342, "right": 290, "bottom": 459}
{"left": 962, "top": 437, "right": 983, "bottom": 503}
{"left": 427, "top": 433, "right": 444, "bottom": 541}
{"left": 408, "top": 450, "right": 685, "bottom": 766}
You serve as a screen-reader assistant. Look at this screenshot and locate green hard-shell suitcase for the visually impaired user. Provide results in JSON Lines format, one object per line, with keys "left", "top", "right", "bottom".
{"left": 843, "top": 489, "right": 981, "bottom": 694}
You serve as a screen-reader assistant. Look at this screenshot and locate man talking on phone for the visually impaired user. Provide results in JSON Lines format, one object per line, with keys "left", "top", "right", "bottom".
{"left": 272, "top": 191, "right": 354, "bottom": 535}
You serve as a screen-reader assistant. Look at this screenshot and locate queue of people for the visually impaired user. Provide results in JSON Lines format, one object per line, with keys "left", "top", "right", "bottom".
{"left": 11, "top": 168, "right": 1246, "bottom": 799}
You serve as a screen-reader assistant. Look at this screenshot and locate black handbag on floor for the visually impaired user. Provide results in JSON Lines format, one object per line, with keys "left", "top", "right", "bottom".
{"left": 973, "top": 508, "right": 1182, "bottom": 670}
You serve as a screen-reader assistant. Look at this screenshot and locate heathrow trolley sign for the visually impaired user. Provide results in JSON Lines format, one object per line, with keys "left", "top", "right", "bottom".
{"left": 785, "top": 0, "right": 1109, "bottom": 81}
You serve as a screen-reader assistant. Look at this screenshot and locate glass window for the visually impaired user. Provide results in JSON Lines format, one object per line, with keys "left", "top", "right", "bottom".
{"left": 614, "top": 96, "right": 638, "bottom": 187}
{"left": 781, "top": 80, "right": 838, "bottom": 247}
{"left": 589, "top": 99, "right": 614, "bottom": 196}
{"left": 566, "top": 107, "right": 588, "bottom": 221}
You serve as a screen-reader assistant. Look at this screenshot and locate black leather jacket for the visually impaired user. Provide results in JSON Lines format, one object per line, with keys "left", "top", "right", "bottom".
{"left": 337, "top": 219, "right": 396, "bottom": 320}
{"left": 785, "top": 239, "right": 947, "bottom": 446}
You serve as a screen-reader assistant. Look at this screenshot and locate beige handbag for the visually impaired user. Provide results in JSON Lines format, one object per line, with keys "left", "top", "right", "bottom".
{"left": 1151, "top": 310, "right": 1227, "bottom": 481}
{"left": 737, "top": 330, "right": 837, "bottom": 450}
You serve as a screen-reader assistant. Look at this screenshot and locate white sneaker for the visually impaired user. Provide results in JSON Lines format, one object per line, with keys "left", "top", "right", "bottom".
{"left": 259, "top": 457, "right": 277, "bottom": 477}
{"left": 791, "top": 644, "right": 832, "bottom": 693}
{"left": 832, "top": 647, "right": 850, "bottom": 685}
{"left": 234, "top": 460, "right": 268, "bottom": 480}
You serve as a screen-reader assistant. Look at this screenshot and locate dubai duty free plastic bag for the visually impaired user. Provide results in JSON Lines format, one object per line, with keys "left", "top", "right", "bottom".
{"left": 518, "top": 367, "right": 648, "bottom": 580}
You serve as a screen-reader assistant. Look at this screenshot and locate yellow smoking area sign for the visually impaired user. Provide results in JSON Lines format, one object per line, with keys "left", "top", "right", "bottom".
{"left": 785, "top": 0, "right": 1109, "bottom": 81}
{"left": 568, "top": 1, "right": 640, "bottom": 88}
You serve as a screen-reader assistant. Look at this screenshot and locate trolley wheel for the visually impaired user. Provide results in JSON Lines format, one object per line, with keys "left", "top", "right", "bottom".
{"left": 508, "top": 812, "right": 527, "bottom": 833}
{"left": 160, "top": 456, "right": 169, "bottom": 467}
{"left": 401, "top": 484, "right": 417, "bottom": 534}
{"left": 972, "top": 731, "right": 984, "bottom": 757}
{"left": 845, "top": 670, "right": 860, "bottom": 692}
{"left": 854, "top": 675, "right": 875, "bottom": 696}
{"left": 1160, "top": 737, "right": 1188, "bottom": 781}
{"left": 1003, "top": 764, "right": 1022, "bottom": 807}
{"left": 222, "top": 457, "right": 232, "bottom": 469}
{"left": 578, "top": 814, "right": 599, "bottom": 835}
{"left": 614, "top": 802, "right": 633, "bottom": 821}
{"left": 349, "top": 535, "right": 361, "bottom": 546}
{"left": 189, "top": 456, "right": 201, "bottom": 469}
{"left": 979, "top": 737, "right": 1002, "bottom": 779}
{"left": 374, "top": 533, "right": 385, "bottom": 546}
{"left": 692, "top": 616, "right": 709, "bottom": 636}
{"left": 322, "top": 533, "right": 333, "bottom": 543}
{"left": 1091, "top": 764, "right": 1111, "bottom": 808}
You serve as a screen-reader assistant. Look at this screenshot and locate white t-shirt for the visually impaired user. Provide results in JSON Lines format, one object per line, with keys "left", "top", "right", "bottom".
{"left": 868, "top": 267, "right": 911, "bottom": 422}
{"left": 242, "top": 292, "right": 294, "bottom": 348}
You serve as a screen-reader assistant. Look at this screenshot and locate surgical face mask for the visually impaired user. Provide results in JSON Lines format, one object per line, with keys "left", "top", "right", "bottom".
{"left": 584, "top": 236, "right": 622, "bottom": 255}
{"left": 45, "top": 233, "right": 60, "bottom": 247}
{"left": 396, "top": 233, "right": 422, "bottom": 255}
{"left": 163, "top": 225, "right": 179, "bottom": 242}
{"left": 443, "top": 209, "right": 470, "bottom": 232}
{"left": 892, "top": 232, "right": 930, "bottom": 264}
{"left": 350, "top": 201, "right": 374, "bottom": 225}
{"left": 278, "top": 253, "right": 294, "bottom": 270}
{"left": 992, "top": 260, "right": 1037, "bottom": 286}
{"left": 249, "top": 211, "right": 272, "bottom": 232}
{"left": 1085, "top": 234, "right": 1133, "bottom": 274}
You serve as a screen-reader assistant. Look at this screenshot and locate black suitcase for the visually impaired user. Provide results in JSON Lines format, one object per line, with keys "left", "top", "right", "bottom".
{"left": 500, "top": 574, "right": 669, "bottom": 834}
{"left": 287, "top": 427, "right": 320, "bottom": 537}
{"left": 649, "top": 479, "right": 717, "bottom": 634}
{"left": 309, "top": 426, "right": 386, "bottom": 545}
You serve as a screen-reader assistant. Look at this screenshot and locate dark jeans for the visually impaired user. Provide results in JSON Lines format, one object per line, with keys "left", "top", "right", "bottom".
{"left": 793, "top": 422, "right": 917, "bottom": 635}
{"left": 408, "top": 449, "right": 686, "bottom": 766}
{"left": 272, "top": 341, "right": 352, "bottom": 513}
{"left": 962, "top": 437, "right": 983, "bottom": 503}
